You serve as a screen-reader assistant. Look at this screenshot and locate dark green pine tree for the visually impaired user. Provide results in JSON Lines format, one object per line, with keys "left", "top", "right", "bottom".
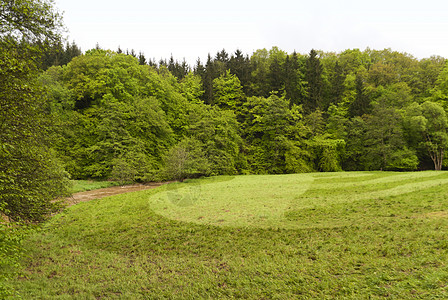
{"left": 215, "top": 49, "right": 230, "bottom": 64}
{"left": 180, "top": 59, "right": 190, "bottom": 78}
{"left": 138, "top": 52, "right": 147, "bottom": 65}
{"left": 283, "top": 52, "right": 307, "bottom": 108}
{"left": 168, "top": 55, "right": 176, "bottom": 74}
{"left": 41, "top": 40, "right": 82, "bottom": 69}
{"left": 40, "top": 41, "right": 63, "bottom": 69}
{"left": 159, "top": 58, "right": 167, "bottom": 68}
{"left": 194, "top": 58, "right": 205, "bottom": 77}
{"left": 147, "top": 58, "right": 157, "bottom": 67}
{"left": 202, "top": 54, "right": 216, "bottom": 104}
{"left": 64, "top": 41, "right": 82, "bottom": 64}
{"left": 214, "top": 49, "right": 229, "bottom": 77}
{"left": 305, "top": 49, "right": 324, "bottom": 113}
{"left": 349, "top": 74, "right": 371, "bottom": 117}
{"left": 228, "top": 49, "right": 251, "bottom": 94}
{"left": 168, "top": 57, "right": 189, "bottom": 80}
{"left": 268, "top": 55, "right": 284, "bottom": 93}
{"left": 330, "top": 62, "right": 345, "bottom": 105}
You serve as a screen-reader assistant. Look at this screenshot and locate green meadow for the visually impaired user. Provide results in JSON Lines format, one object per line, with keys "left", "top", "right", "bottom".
{"left": 11, "top": 172, "right": 448, "bottom": 299}
{"left": 70, "top": 180, "right": 121, "bottom": 193}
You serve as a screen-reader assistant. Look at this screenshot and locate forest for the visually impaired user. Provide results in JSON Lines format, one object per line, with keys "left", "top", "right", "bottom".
{"left": 43, "top": 45, "right": 448, "bottom": 181}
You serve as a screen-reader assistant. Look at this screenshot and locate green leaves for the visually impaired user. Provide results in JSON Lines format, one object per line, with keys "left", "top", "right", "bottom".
{"left": 404, "top": 101, "right": 448, "bottom": 170}
{"left": 0, "top": 0, "right": 70, "bottom": 223}
{"left": 213, "top": 70, "right": 245, "bottom": 110}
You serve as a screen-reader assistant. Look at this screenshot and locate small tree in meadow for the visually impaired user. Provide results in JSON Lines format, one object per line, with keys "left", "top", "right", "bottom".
{"left": 163, "top": 138, "right": 211, "bottom": 181}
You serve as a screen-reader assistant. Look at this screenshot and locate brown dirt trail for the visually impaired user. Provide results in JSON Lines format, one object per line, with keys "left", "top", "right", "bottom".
{"left": 65, "top": 182, "right": 171, "bottom": 207}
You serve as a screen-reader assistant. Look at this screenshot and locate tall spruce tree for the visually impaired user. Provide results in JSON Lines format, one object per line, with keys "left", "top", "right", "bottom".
{"left": 330, "top": 62, "right": 345, "bottom": 105}
{"left": 348, "top": 74, "right": 371, "bottom": 117}
{"left": 202, "top": 54, "right": 216, "bottom": 104}
{"left": 305, "top": 49, "right": 324, "bottom": 113}
{"left": 228, "top": 49, "right": 251, "bottom": 94}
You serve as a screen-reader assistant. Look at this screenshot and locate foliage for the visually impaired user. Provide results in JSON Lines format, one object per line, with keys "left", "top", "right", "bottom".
{"left": 364, "top": 99, "right": 417, "bottom": 171}
{"left": 404, "top": 101, "right": 448, "bottom": 170}
{"left": 163, "top": 137, "right": 211, "bottom": 182}
{"left": 310, "top": 136, "right": 345, "bottom": 172}
{"left": 240, "top": 95, "right": 312, "bottom": 173}
{"left": 186, "top": 104, "right": 242, "bottom": 176}
{"left": 46, "top": 51, "right": 182, "bottom": 179}
{"left": 0, "top": 0, "right": 63, "bottom": 44}
{"left": 0, "top": 0, "right": 70, "bottom": 222}
{"left": 35, "top": 45, "right": 448, "bottom": 185}
{"left": 0, "top": 3, "right": 68, "bottom": 297}
{"left": 179, "top": 72, "right": 204, "bottom": 103}
{"left": 212, "top": 69, "right": 245, "bottom": 110}
{"left": 305, "top": 49, "right": 324, "bottom": 112}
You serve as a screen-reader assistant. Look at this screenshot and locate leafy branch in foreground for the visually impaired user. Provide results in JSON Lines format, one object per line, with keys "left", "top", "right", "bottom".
{"left": 0, "top": 0, "right": 69, "bottom": 223}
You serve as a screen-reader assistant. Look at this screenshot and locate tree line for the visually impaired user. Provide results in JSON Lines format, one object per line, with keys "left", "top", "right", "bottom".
{"left": 42, "top": 45, "right": 448, "bottom": 183}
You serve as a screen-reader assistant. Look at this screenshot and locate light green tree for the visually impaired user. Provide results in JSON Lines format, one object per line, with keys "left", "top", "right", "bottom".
{"left": 404, "top": 101, "right": 448, "bottom": 170}
{"left": 0, "top": 0, "right": 70, "bottom": 222}
{"left": 212, "top": 69, "right": 245, "bottom": 110}
{"left": 429, "top": 63, "right": 448, "bottom": 110}
{"left": 163, "top": 137, "right": 211, "bottom": 182}
{"left": 0, "top": 0, "right": 68, "bottom": 296}
{"left": 180, "top": 72, "right": 204, "bottom": 103}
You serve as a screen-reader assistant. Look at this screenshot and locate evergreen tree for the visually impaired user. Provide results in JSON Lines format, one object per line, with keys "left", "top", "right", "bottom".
{"left": 168, "top": 55, "right": 176, "bottom": 74}
{"left": 215, "top": 49, "right": 230, "bottom": 64}
{"left": 138, "top": 51, "right": 146, "bottom": 65}
{"left": 41, "top": 40, "right": 82, "bottom": 69}
{"left": 228, "top": 49, "right": 251, "bottom": 94}
{"left": 268, "top": 54, "right": 284, "bottom": 93}
{"left": 348, "top": 74, "right": 371, "bottom": 117}
{"left": 194, "top": 58, "right": 205, "bottom": 77}
{"left": 330, "top": 62, "right": 345, "bottom": 105}
{"left": 202, "top": 54, "right": 217, "bottom": 104}
{"left": 305, "top": 49, "right": 324, "bottom": 112}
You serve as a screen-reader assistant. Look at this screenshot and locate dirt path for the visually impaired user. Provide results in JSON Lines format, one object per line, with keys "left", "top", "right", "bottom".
{"left": 65, "top": 182, "right": 172, "bottom": 207}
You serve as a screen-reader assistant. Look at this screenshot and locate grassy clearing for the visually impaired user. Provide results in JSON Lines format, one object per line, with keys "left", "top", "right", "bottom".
{"left": 70, "top": 180, "right": 120, "bottom": 193}
{"left": 11, "top": 171, "right": 448, "bottom": 299}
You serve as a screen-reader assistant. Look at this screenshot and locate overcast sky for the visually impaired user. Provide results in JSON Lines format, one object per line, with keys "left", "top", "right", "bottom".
{"left": 55, "top": 0, "right": 448, "bottom": 64}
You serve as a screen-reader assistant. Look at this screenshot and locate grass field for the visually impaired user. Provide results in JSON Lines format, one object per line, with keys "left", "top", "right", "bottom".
{"left": 11, "top": 171, "right": 448, "bottom": 299}
{"left": 70, "top": 180, "right": 121, "bottom": 193}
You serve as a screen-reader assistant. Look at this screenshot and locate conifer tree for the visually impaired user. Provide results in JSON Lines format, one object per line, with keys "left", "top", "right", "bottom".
{"left": 348, "top": 74, "right": 371, "bottom": 117}
{"left": 305, "top": 49, "right": 324, "bottom": 112}
{"left": 138, "top": 51, "right": 146, "bottom": 65}
{"left": 228, "top": 49, "right": 251, "bottom": 94}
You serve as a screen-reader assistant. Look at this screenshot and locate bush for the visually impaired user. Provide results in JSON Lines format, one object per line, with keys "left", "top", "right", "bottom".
{"left": 163, "top": 138, "right": 211, "bottom": 181}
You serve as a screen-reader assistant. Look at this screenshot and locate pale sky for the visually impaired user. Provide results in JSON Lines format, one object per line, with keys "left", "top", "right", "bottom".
{"left": 55, "top": 0, "right": 448, "bottom": 65}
